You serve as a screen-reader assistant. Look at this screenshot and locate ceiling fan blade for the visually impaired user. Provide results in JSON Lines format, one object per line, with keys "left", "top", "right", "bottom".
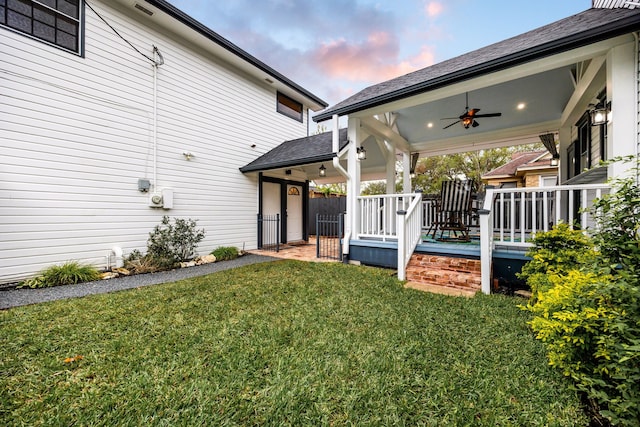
{"left": 468, "top": 108, "right": 480, "bottom": 116}
{"left": 472, "top": 120, "right": 480, "bottom": 128}
{"left": 474, "top": 112, "right": 502, "bottom": 118}
{"left": 442, "top": 120, "right": 460, "bottom": 129}
{"left": 440, "top": 117, "right": 461, "bottom": 120}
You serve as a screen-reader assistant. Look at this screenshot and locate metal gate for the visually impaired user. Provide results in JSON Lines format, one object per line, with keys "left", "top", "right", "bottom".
{"left": 316, "top": 213, "right": 343, "bottom": 261}
{"left": 258, "top": 213, "right": 280, "bottom": 252}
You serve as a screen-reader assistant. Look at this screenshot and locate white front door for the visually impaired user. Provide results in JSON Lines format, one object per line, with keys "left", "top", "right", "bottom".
{"left": 286, "top": 185, "right": 303, "bottom": 242}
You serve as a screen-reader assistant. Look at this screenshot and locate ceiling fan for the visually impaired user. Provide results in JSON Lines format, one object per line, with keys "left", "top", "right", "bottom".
{"left": 442, "top": 93, "right": 502, "bottom": 129}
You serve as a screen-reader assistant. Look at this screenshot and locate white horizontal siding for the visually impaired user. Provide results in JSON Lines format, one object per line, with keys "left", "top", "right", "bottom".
{"left": 0, "top": 0, "right": 309, "bottom": 283}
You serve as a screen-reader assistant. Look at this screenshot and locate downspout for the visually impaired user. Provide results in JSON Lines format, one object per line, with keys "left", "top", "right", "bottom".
{"left": 635, "top": 32, "right": 639, "bottom": 183}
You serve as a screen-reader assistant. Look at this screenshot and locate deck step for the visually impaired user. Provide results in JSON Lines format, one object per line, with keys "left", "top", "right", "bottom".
{"left": 405, "top": 253, "right": 481, "bottom": 292}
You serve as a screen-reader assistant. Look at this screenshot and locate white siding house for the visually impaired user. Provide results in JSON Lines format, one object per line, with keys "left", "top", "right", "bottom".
{"left": 0, "top": 0, "right": 326, "bottom": 284}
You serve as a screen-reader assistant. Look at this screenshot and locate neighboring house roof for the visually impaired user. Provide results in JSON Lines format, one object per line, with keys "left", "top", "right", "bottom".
{"left": 240, "top": 129, "right": 348, "bottom": 173}
{"left": 482, "top": 151, "right": 551, "bottom": 179}
{"left": 144, "top": 0, "right": 328, "bottom": 110}
{"left": 314, "top": 7, "right": 640, "bottom": 122}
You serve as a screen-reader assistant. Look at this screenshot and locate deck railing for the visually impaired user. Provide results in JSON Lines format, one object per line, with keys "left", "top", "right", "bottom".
{"left": 479, "top": 183, "right": 611, "bottom": 293}
{"left": 358, "top": 194, "right": 419, "bottom": 240}
{"left": 397, "top": 194, "right": 424, "bottom": 281}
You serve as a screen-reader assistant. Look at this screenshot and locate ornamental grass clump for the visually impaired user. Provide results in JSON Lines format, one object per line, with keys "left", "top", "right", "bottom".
{"left": 521, "top": 158, "right": 640, "bottom": 426}
{"left": 18, "top": 262, "right": 100, "bottom": 289}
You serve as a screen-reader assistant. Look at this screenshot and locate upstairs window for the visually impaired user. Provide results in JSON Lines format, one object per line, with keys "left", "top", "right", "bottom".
{"left": 277, "top": 92, "right": 303, "bottom": 122}
{"left": 1, "top": 0, "right": 83, "bottom": 54}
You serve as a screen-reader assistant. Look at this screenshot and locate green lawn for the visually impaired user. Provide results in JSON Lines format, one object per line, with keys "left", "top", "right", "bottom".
{"left": 1, "top": 261, "right": 587, "bottom": 426}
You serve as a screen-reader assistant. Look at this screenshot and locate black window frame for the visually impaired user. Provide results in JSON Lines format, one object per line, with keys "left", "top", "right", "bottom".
{"left": 0, "top": 0, "right": 84, "bottom": 55}
{"left": 567, "top": 112, "right": 592, "bottom": 180}
{"left": 276, "top": 92, "right": 303, "bottom": 122}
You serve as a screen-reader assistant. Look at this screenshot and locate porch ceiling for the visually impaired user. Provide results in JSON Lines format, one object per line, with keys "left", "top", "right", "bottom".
{"left": 392, "top": 66, "right": 575, "bottom": 152}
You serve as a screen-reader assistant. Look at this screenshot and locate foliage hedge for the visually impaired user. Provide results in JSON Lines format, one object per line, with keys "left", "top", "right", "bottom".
{"left": 520, "top": 161, "right": 640, "bottom": 426}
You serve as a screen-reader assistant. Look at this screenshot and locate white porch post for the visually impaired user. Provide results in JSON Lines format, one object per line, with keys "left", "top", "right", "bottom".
{"left": 607, "top": 41, "right": 636, "bottom": 178}
{"left": 386, "top": 141, "right": 396, "bottom": 195}
{"left": 402, "top": 152, "right": 411, "bottom": 194}
{"left": 347, "top": 117, "right": 361, "bottom": 239}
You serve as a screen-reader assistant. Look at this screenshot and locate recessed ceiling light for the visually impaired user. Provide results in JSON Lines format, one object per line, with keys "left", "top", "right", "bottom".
{"left": 517, "top": 103, "right": 526, "bottom": 110}
{"left": 427, "top": 122, "right": 434, "bottom": 128}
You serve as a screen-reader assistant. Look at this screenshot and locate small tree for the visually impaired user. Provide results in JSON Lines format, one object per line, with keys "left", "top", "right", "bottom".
{"left": 147, "top": 216, "right": 205, "bottom": 268}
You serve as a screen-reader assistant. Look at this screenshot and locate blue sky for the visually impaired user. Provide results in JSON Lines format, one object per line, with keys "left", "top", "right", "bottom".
{"left": 167, "top": 0, "right": 592, "bottom": 107}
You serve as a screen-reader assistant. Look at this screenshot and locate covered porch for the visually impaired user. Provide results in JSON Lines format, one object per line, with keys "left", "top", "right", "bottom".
{"left": 311, "top": 7, "right": 638, "bottom": 293}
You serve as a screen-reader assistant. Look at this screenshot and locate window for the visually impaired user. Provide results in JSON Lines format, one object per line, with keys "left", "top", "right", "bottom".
{"left": 0, "top": 0, "right": 83, "bottom": 54}
{"left": 567, "top": 113, "right": 591, "bottom": 180}
{"left": 277, "top": 92, "right": 303, "bottom": 122}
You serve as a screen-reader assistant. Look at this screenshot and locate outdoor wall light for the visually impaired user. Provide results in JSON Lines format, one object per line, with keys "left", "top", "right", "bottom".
{"left": 590, "top": 101, "right": 611, "bottom": 126}
{"left": 357, "top": 145, "right": 367, "bottom": 160}
{"left": 182, "top": 151, "right": 193, "bottom": 160}
{"left": 319, "top": 164, "right": 326, "bottom": 177}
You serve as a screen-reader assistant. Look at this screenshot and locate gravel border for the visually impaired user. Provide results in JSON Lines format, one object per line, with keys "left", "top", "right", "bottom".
{"left": 0, "top": 254, "right": 277, "bottom": 310}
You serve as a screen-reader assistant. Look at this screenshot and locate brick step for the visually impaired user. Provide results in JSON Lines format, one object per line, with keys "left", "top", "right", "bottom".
{"left": 405, "top": 254, "right": 481, "bottom": 291}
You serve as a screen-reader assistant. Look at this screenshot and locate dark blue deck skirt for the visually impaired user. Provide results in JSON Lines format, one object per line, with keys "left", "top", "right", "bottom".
{"left": 347, "top": 239, "right": 530, "bottom": 282}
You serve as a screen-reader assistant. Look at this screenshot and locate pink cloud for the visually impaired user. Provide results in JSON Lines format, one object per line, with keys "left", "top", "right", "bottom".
{"left": 312, "top": 32, "right": 435, "bottom": 85}
{"left": 425, "top": 2, "right": 444, "bottom": 18}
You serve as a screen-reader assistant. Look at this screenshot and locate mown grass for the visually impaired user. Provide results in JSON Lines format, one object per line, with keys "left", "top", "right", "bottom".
{"left": 1, "top": 261, "right": 587, "bottom": 426}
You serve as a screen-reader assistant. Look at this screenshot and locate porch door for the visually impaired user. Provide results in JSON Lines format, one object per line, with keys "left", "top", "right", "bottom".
{"left": 287, "top": 184, "right": 303, "bottom": 242}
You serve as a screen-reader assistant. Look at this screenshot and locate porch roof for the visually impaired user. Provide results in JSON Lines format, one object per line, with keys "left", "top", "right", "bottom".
{"left": 240, "top": 128, "right": 348, "bottom": 173}
{"left": 313, "top": 7, "right": 640, "bottom": 122}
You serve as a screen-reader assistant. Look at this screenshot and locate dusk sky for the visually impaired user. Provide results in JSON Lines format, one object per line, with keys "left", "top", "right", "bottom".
{"left": 167, "top": 1, "right": 592, "bottom": 111}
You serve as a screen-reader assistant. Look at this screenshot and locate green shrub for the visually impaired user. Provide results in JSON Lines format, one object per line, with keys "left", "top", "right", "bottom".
{"left": 518, "top": 222, "right": 596, "bottom": 298}
{"left": 146, "top": 216, "right": 205, "bottom": 269}
{"left": 211, "top": 246, "right": 239, "bottom": 261}
{"left": 18, "top": 262, "right": 101, "bottom": 289}
{"left": 522, "top": 161, "right": 640, "bottom": 426}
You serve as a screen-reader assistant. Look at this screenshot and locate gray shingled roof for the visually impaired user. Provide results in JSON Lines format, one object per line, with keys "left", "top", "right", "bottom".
{"left": 240, "top": 129, "right": 348, "bottom": 173}
{"left": 314, "top": 8, "right": 640, "bottom": 122}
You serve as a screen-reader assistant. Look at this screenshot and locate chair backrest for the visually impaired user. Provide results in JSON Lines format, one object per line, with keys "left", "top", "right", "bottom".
{"left": 440, "top": 180, "right": 472, "bottom": 213}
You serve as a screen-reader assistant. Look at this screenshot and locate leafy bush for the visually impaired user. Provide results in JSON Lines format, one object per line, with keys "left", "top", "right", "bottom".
{"left": 146, "top": 216, "right": 205, "bottom": 269}
{"left": 211, "top": 246, "right": 239, "bottom": 261}
{"left": 518, "top": 222, "right": 597, "bottom": 299}
{"left": 522, "top": 161, "right": 640, "bottom": 426}
{"left": 18, "top": 262, "right": 100, "bottom": 289}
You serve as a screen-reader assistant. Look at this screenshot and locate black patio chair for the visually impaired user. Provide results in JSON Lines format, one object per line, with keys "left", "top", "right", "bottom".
{"left": 426, "top": 179, "right": 474, "bottom": 241}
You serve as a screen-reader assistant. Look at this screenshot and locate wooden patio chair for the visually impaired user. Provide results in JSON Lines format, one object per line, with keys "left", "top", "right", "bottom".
{"left": 426, "top": 179, "right": 474, "bottom": 241}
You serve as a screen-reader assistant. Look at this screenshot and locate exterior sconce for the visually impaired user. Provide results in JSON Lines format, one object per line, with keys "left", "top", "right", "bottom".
{"left": 183, "top": 152, "right": 193, "bottom": 160}
{"left": 590, "top": 101, "right": 611, "bottom": 126}
{"left": 357, "top": 146, "right": 367, "bottom": 160}
{"left": 549, "top": 155, "right": 559, "bottom": 167}
{"left": 319, "top": 164, "right": 326, "bottom": 177}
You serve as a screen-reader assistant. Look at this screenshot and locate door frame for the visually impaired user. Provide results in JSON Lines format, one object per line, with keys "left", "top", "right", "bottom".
{"left": 259, "top": 173, "right": 309, "bottom": 244}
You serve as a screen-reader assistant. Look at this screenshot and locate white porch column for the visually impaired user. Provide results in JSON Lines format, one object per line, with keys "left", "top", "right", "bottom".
{"left": 402, "top": 152, "right": 411, "bottom": 194}
{"left": 386, "top": 140, "right": 396, "bottom": 195}
{"left": 607, "top": 41, "right": 636, "bottom": 178}
{"left": 347, "top": 117, "right": 361, "bottom": 238}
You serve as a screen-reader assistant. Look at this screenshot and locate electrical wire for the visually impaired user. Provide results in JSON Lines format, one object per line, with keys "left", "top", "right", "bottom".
{"left": 85, "top": 1, "right": 163, "bottom": 66}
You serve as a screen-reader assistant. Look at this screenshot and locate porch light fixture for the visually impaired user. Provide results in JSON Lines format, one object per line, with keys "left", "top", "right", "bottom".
{"left": 319, "top": 164, "right": 326, "bottom": 177}
{"left": 550, "top": 155, "right": 559, "bottom": 167}
{"left": 357, "top": 146, "right": 367, "bottom": 160}
{"left": 590, "top": 101, "right": 611, "bottom": 126}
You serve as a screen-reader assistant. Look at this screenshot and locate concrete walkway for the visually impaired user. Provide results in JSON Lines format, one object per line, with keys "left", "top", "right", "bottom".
{"left": 0, "top": 254, "right": 276, "bottom": 310}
